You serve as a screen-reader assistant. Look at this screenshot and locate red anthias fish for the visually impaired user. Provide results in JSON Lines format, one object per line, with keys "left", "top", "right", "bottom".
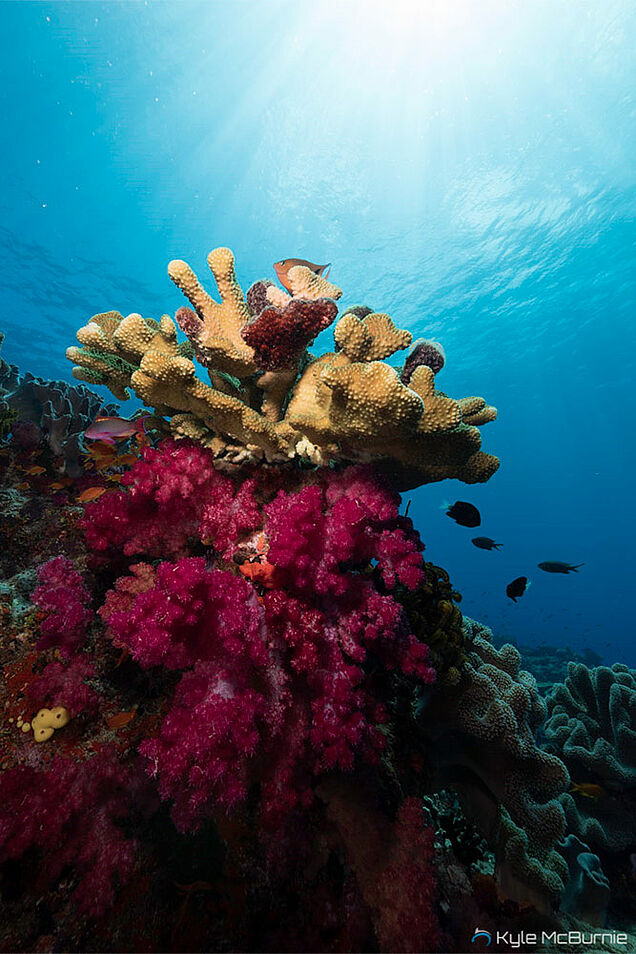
{"left": 84, "top": 415, "right": 148, "bottom": 446}
{"left": 273, "top": 258, "right": 331, "bottom": 292}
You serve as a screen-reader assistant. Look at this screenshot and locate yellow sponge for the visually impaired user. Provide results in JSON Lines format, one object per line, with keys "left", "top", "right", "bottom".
{"left": 31, "top": 707, "right": 70, "bottom": 743}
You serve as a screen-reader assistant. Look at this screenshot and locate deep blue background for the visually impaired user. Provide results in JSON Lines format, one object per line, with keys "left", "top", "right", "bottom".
{"left": 1, "top": 1, "right": 634, "bottom": 664}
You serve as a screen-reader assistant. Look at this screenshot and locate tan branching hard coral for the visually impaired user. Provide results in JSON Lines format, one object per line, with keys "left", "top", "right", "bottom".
{"left": 321, "top": 361, "right": 424, "bottom": 442}
{"left": 334, "top": 310, "right": 412, "bottom": 361}
{"left": 409, "top": 366, "right": 462, "bottom": 433}
{"left": 67, "top": 311, "right": 138, "bottom": 401}
{"left": 459, "top": 396, "right": 498, "bottom": 427}
{"left": 67, "top": 245, "right": 499, "bottom": 488}
{"left": 286, "top": 264, "right": 342, "bottom": 300}
{"left": 67, "top": 311, "right": 193, "bottom": 402}
{"left": 170, "top": 247, "right": 257, "bottom": 377}
{"left": 131, "top": 344, "right": 290, "bottom": 458}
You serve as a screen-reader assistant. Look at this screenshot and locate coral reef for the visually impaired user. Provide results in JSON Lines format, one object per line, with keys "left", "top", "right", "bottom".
{"left": 1, "top": 334, "right": 116, "bottom": 477}
{"left": 419, "top": 618, "right": 570, "bottom": 912}
{"left": 515, "top": 642, "right": 604, "bottom": 692}
{"left": 545, "top": 663, "right": 636, "bottom": 854}
{"left": 66, "top": 246, "right": 499, "bottom": 489}
{"left": 7, "top": 243, "right": 624, "bottom": 951}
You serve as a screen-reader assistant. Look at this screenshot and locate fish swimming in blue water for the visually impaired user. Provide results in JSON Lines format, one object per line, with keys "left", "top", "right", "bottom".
{"left": 538, "top": 562, "right": 584, "bottom": 574}
{"left": 472, "top": 537, "right": 502, "bottom": 551}
{"left": 506, "top": 576, "right": 529, "bottom": 602}
{"left": 445, "top": 501, "right": 481, "bottom": 527}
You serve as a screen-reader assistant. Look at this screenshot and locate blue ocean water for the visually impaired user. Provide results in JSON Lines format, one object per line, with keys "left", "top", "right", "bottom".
{"left": 1, "top": 1, "right": 634, "bottom": 665}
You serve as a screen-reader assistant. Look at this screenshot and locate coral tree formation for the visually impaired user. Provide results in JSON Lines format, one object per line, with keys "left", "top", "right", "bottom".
{"left": 4, "top": 243, "right": 620, "bottom": 952}
{"left": 66, "top": 246, "right": 499, "bottom": 488}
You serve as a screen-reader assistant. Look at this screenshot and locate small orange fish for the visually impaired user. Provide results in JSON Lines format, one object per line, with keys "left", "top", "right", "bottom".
{"left": 239, "top": 560, "right": 279, "bottom": 588}
{"left": 112, "top": 647, "right": 130, "bottom": 670}
{"left": 85, "top": 440, "right": 117, "bottom": 454}
{"left": 116, "top": 454, "right": 139, "bottom": 466}
{"left": 570, "top": 782, "right": 606, "bottom": 800}
{"left": 49, "top": 482, "right": 64, "bottom": 490}
{"left": 24, "top": 465, "right": 46, "bottom": 476}
{"left": 84, "top": 447, "right": 118, "bottom": 471}
{"left": 106, "top": 709, "right": 136, "bottom": 729}
{"left": 107, "top": 473, "right": 125, "bottom": 483}
{"left": 77, "top": 486, "right": 106, "bottom": 503}
{"left": 273, "top": 258, "right": 331, "bottom": 292}
{"left": 16, "top": 481, "right": 30, "bottom": 491}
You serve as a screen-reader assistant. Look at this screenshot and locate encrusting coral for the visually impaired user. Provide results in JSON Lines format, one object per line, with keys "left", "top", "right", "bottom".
{"left": 545, "top": 662, "right": 636, "bottom": 855}
{"left": 66, "top": 245, "right": 499, "bottom": 489}
{"left": 419, "top": 618, "right": 570, "bottom": 913}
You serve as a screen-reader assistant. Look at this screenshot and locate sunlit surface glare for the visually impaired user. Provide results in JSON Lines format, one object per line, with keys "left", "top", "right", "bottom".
{"left": 306, "top": 0, "right": 514, "bottom": 80}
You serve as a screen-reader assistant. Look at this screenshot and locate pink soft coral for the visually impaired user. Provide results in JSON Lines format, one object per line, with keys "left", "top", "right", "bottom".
{"left": 31, "top": 555, "right": 93, "bottom": 656}
{"left": 97, "top": 447, "right": 434, "bottom": 833}
{"left": 374, "top": 797, "right": 440, "bottom": 953}
{"left": 27, "top": 656, "right": 99, "bottom": 717}
{"left": 265, "top": 466, "right": 425, "bottom": 595}
{"left": 83, "top": 440, "right": 261, "bottom": 560}
{"left": 0, "top": 748, "right": 143, "bottom": 917}
{"left": 103, "top": 558, "right": 266, "bottom": 671}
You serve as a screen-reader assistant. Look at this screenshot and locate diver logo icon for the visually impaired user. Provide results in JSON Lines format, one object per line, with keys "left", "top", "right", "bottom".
{"left": 471, "top": 928, "right": 492, "bottom": 946}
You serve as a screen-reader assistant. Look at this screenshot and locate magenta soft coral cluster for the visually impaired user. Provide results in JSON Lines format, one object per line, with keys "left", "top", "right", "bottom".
{"left": 28, "top": 656, "right": 99, "bottom": 717}
{"left": 83, "top": 440, "right": 261, "bottom": 560}
{"left": 375, "top": 797, "right": 440, "bottom": 953}
{"left": 31, "top": 555, "right": 93, "bottom": 656}
{"left": 95, "top": 441, "right": 435, "bottom": 833}
{"left": 0, "top": 747, "right": 142, "bottom": 917}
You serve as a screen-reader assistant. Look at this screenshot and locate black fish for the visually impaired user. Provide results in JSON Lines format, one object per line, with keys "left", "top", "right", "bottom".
{"left": 538, "top": 562, "right": 584, "bottom": 574}
{"left": 446, "top": 501, "right": 481, "bottom": 527}
{"left": 506, "top": 576, "right": 528, "bottom": 602}
{"left": 472, "top": 537, "right": 502, "bottom": 551}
